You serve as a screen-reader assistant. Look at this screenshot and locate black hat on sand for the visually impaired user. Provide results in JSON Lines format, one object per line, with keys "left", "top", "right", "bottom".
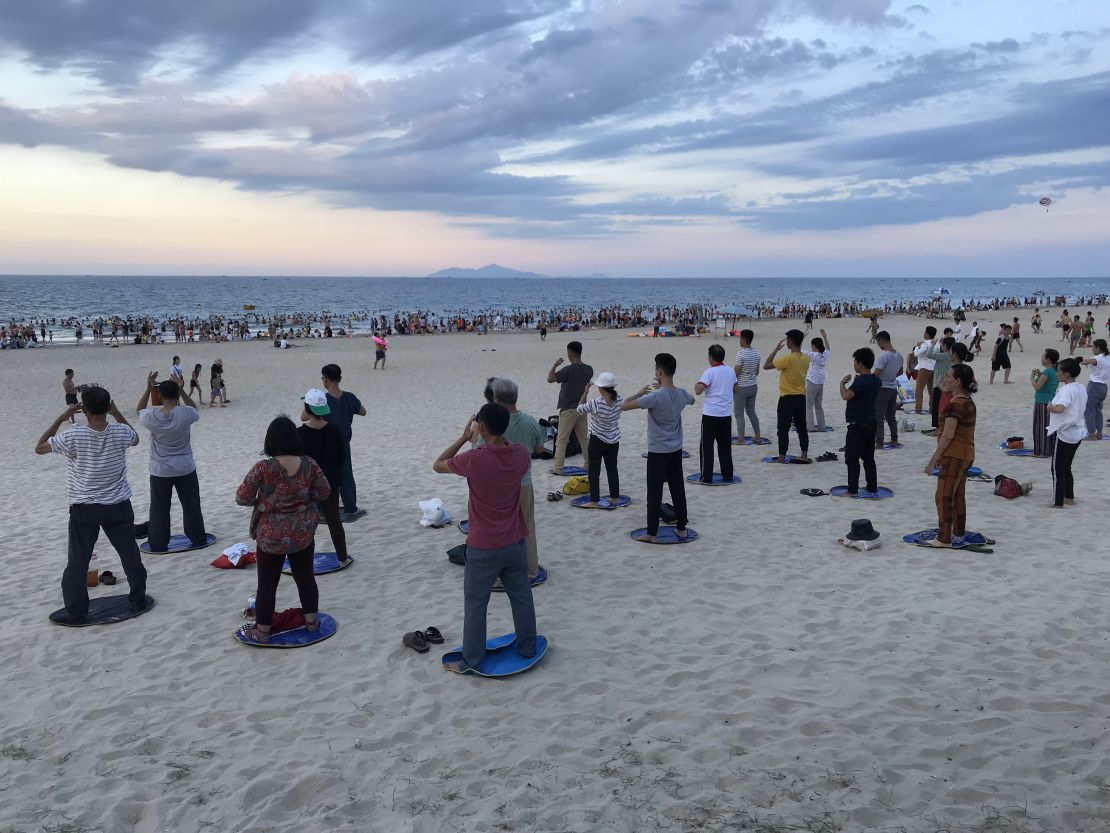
{"left": 845, "top": 519, "right": 879, "bottom": 541}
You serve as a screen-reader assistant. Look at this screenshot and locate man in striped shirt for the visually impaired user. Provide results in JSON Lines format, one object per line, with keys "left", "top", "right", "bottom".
{"left": 732, "top": 330, "right": 761, "bottom": 444}
{"left": 36, "top": 386, "right": 148, "bottom": 624}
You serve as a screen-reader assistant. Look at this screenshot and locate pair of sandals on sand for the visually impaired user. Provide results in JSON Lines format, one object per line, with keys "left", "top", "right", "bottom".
{"left": 403, "top": 627, "right": 445, "bottom": 653}
{"left": 546, "top": 491, "right": 564, "bottom": 502}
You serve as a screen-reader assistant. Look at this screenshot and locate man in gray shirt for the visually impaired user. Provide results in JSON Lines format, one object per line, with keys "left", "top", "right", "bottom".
{"left": 872, "top": 331, "right": 904, "bottom": 447}
{"left": 622, "top": 352, "right": 695, "bottom": 542}
{"left": 134, "top": 372, "right": 208, "bottom": 551}
{"left": 547, "top": 340, "right": 593, "bottom": 474}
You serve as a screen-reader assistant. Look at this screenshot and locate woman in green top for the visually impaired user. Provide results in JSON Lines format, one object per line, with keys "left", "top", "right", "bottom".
{"left": 923, "top": 336, "right": 955, "bottom": 433}
{"left": 1031, "top": 348, "right": 1059, "bottom": 457}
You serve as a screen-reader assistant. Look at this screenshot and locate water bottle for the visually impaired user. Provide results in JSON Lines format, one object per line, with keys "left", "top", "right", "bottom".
{"left": 86, "top": 552, "right": 99, "bottom": 588}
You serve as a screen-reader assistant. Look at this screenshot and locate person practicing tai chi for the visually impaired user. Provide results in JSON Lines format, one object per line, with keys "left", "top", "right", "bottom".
{"left": 320, "top": 364, "right": 367, "bottom": 521}
{"left": 299, "top": 389, "right": 351, "bottom": 568}
{"left": 922, "top": 335, "right": 954, "bottom": 433}
{"left": 912, "top": 327, "right": 937, "bottom": 415}
{"left": 236, "top": 416, "right": 330, "bottom": 643}
{"left": 622, "top": 353, "right": 695, "bottom": 542}
{"left": 1030, "top": 349, "right": 1059, "bottom": 457}
{"left": 1081, "top": 338, "right": 1109, "bottom": 440}
{"left": 923, "top": 365, "right": 977, "bottom": 547}
{"left": 732, "top": 329, "right": 761, "bottom": 444}
{"left": 1047, "top": 358, "right": 1088, "bottom": 508}
{"left": 576, "top": 372, "right": 623, "bottom": 508}
{"left": 838, "top": 347, "right": 881, "bottom": 495}
{"left": 763, "top": 329, "right": 810, "bottom": 462}
{"left": 434, "top": 403, "right": 538, "bottom": 671}
{"left": 35, "top": 386, "right": 148, "bottom": 624}
{"left": 989, "top": 324, "right": 1013, "bottom": 384}
{"left": 547, "top": 341, "right": 593, "bottom": 475}
{"left": 804, "top": 329, "right": 831, "bottom": 432}
{"left": 872, "top": 331, "right": 903, "bottom": 448}
{"left": 134, "top": 372, "right": 208, "bottom": 552}
{"left": 478, "top": 378, "right": 545, "bottom": 581}
{"left": 694, "top": 344, "right": 735, "bottom": 482}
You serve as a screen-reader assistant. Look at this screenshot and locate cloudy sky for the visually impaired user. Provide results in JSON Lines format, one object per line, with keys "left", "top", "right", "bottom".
{"left": 0, "top": 0, "right": 1107, "bottom": 277}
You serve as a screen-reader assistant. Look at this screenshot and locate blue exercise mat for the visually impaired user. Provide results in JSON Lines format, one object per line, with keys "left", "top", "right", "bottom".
{"left": 570, "top": 495, "right": 632, "bottom": 509}
{"left": 903, "top": 529, "right": 970, "bottom": 549}
{"left": 642, "top": 450, "right": 692, "bottom": 458}
{"left": 761, "top": 456, "right": 811, "bottom": 464}
{"left": 880, "top": 442, "right": 903, "bottom": 450}
{"left": 491, "top": 566, "right": 548, "bottom": 590}
{"left": 732, "top": 436, "right": 771, "bottom": 445}
{"left": 931, "top": 465, "right": 984, "bottom": 477}
{"left": 553, "top": 466, "right": 587, "bottom": 476}
{"left": 686, "top": 473, "right": 741, "bottom": 485}
{"left": 234, "top": 612, "right": 338, "bottom": 648}
{"left": 282, "top": 552, "right": 352, "bottom": 575}
{"left": 140, "top": 533, "right": 217, "bottom": 553}
{"left": 1005, "top": 448, "right": 1036, "bottom": 457}
{"left": 442, "top": 632, "right": 549, "bottom": 677}
{"left": 831, "top": 485, "right": 894, "bottom": 499}
{"left": 49, "top": 594, "right": 155, "bottom": 627}
{"left": 630, "top": 527, "right": 698, "bottom": 544}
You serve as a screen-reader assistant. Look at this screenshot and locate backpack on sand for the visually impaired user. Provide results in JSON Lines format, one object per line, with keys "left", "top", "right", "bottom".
{"left": 994, "top": 474, "right": 1031, "bottom": 499}
{"left": 562, "top": 476, "right": 590, "bottom": 495}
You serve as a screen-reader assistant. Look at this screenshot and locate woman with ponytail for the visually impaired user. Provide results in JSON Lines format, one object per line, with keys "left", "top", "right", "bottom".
{"left": 924, "top": 364, "right": 977, "bottom": 547}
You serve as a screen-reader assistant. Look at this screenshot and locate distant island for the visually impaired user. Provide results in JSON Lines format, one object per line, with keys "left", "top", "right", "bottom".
{"left": 426, "top": 263, "right": 609, "bottom": 279}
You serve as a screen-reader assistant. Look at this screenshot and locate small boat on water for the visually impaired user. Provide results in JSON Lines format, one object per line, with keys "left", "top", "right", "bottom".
{"left": 242, "top": 304, "right": 256, "bottom": 311}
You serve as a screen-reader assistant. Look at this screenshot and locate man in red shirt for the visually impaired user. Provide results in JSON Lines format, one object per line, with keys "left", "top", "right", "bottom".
{"left": 434, "top": 403, "right": 538, "bottom": 669}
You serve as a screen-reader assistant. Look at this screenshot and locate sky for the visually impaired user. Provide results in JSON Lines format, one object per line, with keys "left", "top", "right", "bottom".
{"left": 0, "top": 0, "right": 1107, "bottom": 278}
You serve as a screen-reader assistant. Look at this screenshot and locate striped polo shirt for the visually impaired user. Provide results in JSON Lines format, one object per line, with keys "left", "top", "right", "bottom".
{"left": 734, "top": 347, "right": 760, "bottom": 387}
{"left": 576, "top": 396, "right": 623, "bottom": 444}
{"left": 49, "top": 424, "right": 138, "bottom": 505}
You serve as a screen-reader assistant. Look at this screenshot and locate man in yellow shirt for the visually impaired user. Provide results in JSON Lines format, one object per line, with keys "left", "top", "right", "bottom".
{"left": 763, "top": 329, "right": 811, "bottom": 462}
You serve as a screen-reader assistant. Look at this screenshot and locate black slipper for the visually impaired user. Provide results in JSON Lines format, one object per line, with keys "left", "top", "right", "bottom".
{"left": 423, "top": 627, "right": 445, "bottom": 644}
{"left": 403, "top": 631, "right": 429, "bottom": 653}
{"left": 99, "top": 570, "right": 117, "bottom": 585}
{"left": 816, "top": 452, "right": 838, "bottom": 462}
{"left": 800, "top": 488, "right": 827, "bottom": 497}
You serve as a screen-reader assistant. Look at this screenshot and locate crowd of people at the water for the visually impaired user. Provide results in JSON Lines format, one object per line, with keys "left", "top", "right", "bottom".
{"left": 35, "top": 296, "right": 1110, "bottom": 674}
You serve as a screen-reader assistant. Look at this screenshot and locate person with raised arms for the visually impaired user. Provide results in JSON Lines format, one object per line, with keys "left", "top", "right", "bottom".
{"left": 547, "top": 341, "right": 593, "bottom": 475}
{"left": 35, "top": 386, "right": 147, "bottom": 624}
{"left": 763, "top": 329, "right": 810, "bottom": 463}
{"left": 838, "top": 347, "right": 881, "bottom": 495}
{"left": 622, "top": 353, "right": 695, "bottom": 542}
{"left": 1047, "top": 358, "right": 1088, "bottom": 508}
{"left": 1080, "top": 338, "right": 1109, "bottom": 440}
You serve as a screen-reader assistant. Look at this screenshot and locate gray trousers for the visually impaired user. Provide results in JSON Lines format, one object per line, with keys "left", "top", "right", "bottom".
{"left": 733, "top": 385, "right": 759, "bottom": 438}
{"left": 806, "top": 380, "right": 826, "bottom": 430}
{"left": 463, "top": 539, "right": 537, "bottom": 668}
{"left": 875, "top": 388, "right": 899, "bottom": 445}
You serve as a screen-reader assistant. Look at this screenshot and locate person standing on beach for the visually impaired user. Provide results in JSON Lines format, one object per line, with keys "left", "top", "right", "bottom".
{"left": 1010, "top": 317, "right": 1023, "bottom": 352}
{"left": 576, "top": 373, "right": 623, "bottom": 507}
{"left": 170, "top": 356, "right": 184, "bottom": 386}
{"left": 189, "top": 363, "right": 204, "bottom": 405}
{"left": 803, "top": 329, "right": 831, "bottom": 432}
{"left": 1030, "top": 349, "right": 1059, "bottom": 457}
{"left": 763, "top": 330, "right": 810, "bottom": 462}
{"left": 547, "top": 341, "right": 592, "bottom": 475}
{"left": 434, "top": 403, "right": 537, "bottom": 671}
{"left": 989, "top": 324, "right": 1013, "bottom": 384}
{"left": 209, "top": 363, "right": 226, "bottom": 408}
{"left": 872, "top": 331, "right": 903, "bottom": 448}
{"left": 35, "top": 386, "right": 147, "bottom": 624}
{"left": 482, "top": 378, "right": 545, "bottom": 581}
{"left": 373, "top": 333, "right": 388, "bottom": 370}
{"left": 695, "top": 344, "right": 735, "bottom": 483}
{"left": 134, "top": 372, "right": 208, "bottom": 552}
{"left": 912, "top": 327, "right": 937, "bottom": 415}
{"left": 732, "top": 329, "right": 761, "bottom": 444}
{"left": 1069, "top": 316, "right": 1083, "bottom": 355}
{"left": 298, "top": 390, "right": 350, "bottom": 567}
{"left": 1047, "top": 358, "right": 1087, "bottom": 508}
{"left": 922, "top": 336, "right": 954, "bottom": 435}
{"left": 319, "top": 364, "right": 367, "bottom": 521}
{"left": 622, "top": 353, "right": 694, "bottom": 542}
{"left": 838, "top": 347, "right": 880, "bottom": 494}
{"left": 63, "top": 369, "right": 78, "bottom": 422}
{"left": 924, "top": 364, "right": 977, "bottom": 547}
{"left": 1081, "top": 339, "right": 1109, "bottom": 440}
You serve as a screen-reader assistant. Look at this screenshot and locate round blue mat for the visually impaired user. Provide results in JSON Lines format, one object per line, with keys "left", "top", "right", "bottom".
{"left": 140, "top": 533, "right": 217, "bottom": 554}
{"left": 282, "top": 552, "right": 352, "bottom": 575}
{"left": 234, "top": 612, "right": 338, "bottom": 648}
{"left": 831, "top": 485, "right": 894, "bottom": 499}
{"left": 629, "top": 527, "right": 698, "bottom": 544}
{"left": 686, "top": 473, "right": 741, "bottom": 485}
{"left": 442, "top": 633, "right": 549, "bottom": 677}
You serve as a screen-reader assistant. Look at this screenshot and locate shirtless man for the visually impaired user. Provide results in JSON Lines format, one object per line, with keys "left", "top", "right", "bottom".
{"left": 63, "top": 369, "right": 78, "bottom": 423}
{"left": 1010, "top": 317, "right": 1023, "bottom": 352}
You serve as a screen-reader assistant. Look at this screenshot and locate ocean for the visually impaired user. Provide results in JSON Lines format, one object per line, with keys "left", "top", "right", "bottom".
{"left": 1, "top": 275, "right": 1107, "bottom": 331}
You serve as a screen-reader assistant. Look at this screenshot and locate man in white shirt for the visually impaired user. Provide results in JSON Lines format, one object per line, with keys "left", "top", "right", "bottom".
{"left": 35, "top": 385, "right": 148, "bottom": 623}
{"left": 912, "top": 326, "right": 937, "bottom": 415}
{"left": 694, "top": 344, "right": 735, "bottom": 482}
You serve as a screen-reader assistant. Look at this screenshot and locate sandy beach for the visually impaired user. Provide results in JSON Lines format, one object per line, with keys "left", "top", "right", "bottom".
{"left": 2, "top": 309, "right": 1109, "bottom": 833}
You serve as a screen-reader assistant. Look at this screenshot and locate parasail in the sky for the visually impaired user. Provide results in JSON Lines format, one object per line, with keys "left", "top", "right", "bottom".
{"left": 1039, "top": 196, "right": 1052, "bottom": 212}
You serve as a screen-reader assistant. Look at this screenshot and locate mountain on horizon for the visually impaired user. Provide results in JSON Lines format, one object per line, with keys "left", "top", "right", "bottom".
{"left": 426, "top": 263, "right": 610, "bottom": 279}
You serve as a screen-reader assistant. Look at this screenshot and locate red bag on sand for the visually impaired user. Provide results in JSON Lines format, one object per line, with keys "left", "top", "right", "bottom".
{"left": 270, "top": 608, "right": 306, "bottom": 634}
{"left": 210, "top": 551, "right": 257, "bottom": 569}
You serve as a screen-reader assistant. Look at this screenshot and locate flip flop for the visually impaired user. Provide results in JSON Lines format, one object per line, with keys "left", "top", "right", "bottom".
{"left": 816, "top": 452, "right": 838, "bottom": 462}
{"left": 799, "top": 488, "right": 827, "bottom": 497}
{"left": 423, "top": 627, "right": 445, "bottom": 644}
{"left": 403, "top": 631, "right": 430, "bottom": 653}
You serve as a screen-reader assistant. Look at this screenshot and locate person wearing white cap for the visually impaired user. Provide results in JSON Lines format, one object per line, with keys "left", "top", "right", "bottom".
{"left": 576, "top": 371, "right": 624, "bottom": 506}
{"left": 298, "top": 389, "right": 350, "bottom": 567}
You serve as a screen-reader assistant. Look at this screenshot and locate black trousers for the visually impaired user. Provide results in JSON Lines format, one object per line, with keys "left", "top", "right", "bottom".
{"left": 587, "top": 436, "right": 620, "bottom": 502}
{"left": 319, "top": 486, "right": 348, "bottom": 560}
{"left": 65, "top": 500, "right": 147, "bottom": 618}
{"left": 776, "top": 395, "right": 808, "bottom": 457}
{"left": 147, "top": 469, "right": 207, "bottom": 551}
{"left": 875, "top": 388, "right": 899, "bottom": 445}
{"left": 1051, "top": 439, "right": 1080, "bottom": 506}
{"left": 930, "top": 386, "right": 941, "bottom": 428}
{"left": 645, "top": 451, "right": 687, "bottom": 536}
{"left": 844, "top": 422, "right": 878, "bottom": 493}
{"left": 699, "top": 414, "right": 733, "bottom": 481}
{"left": 255, "top": 543, "right": 318, "bottom": 628}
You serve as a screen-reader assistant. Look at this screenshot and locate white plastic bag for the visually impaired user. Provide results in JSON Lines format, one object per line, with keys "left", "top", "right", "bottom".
{"left": 418, "top": 499, "right": 452, "bottom": 528}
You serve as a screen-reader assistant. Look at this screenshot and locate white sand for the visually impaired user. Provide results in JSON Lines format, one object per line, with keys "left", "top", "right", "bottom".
{"left": 2, "top": 311, "right": 1109, "bottom": 832}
